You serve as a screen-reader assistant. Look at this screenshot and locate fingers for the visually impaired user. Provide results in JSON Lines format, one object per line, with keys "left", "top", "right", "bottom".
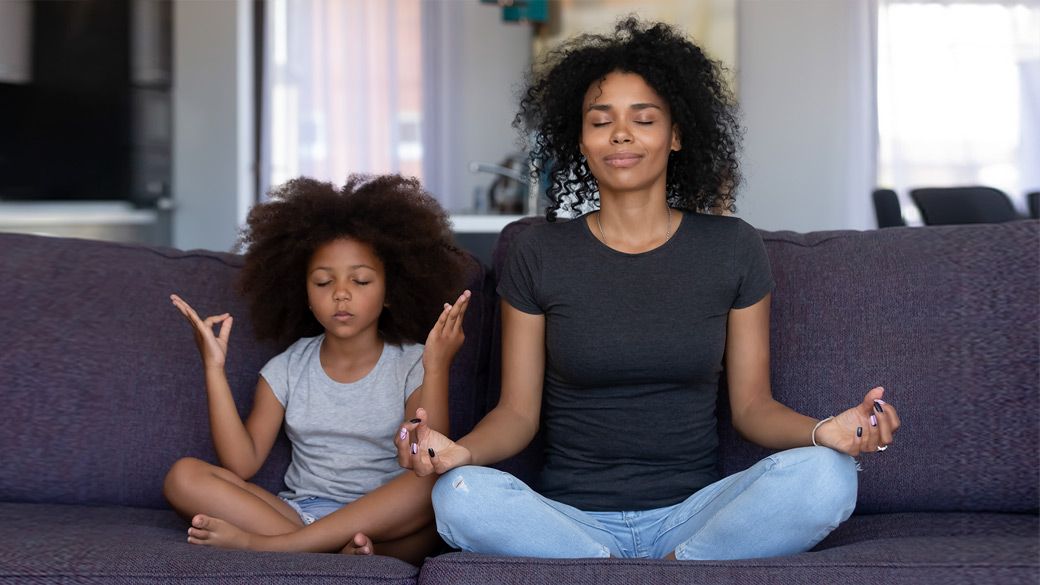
{"left": 395, "top": 408, "right": 435, "bottom": 475}
{"left": 862, "top": 387, "right": 899, "bottom": 452}
{"left": 171, "top": 294, "right": 230, "bottom": 333}
{"left": 445, "top": 290, "right": 471, "bottom": 334}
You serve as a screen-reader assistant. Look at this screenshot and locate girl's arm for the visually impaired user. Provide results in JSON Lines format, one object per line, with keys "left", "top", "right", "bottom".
{"left": 398, "top": 299, "right": 545, "bottom": 474}
{"left": 403, "top": 290, "right": 471, "bottom": 436}
{"left": 170, "top": 294, "right": 284, "bottom": 479}
{"left": 725, "top": 294, "right": 900, "bottom": 455}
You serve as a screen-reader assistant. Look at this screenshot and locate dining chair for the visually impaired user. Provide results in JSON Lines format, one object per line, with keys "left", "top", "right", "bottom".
{"left": 872, "top": 188, "right": 906, "bottom": 228}
{"left": 909, "top": 186, "right": 1020, "bottom": 225}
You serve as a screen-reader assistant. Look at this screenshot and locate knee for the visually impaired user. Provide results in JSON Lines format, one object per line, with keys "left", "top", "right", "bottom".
{"left": 432, "top": 466, "right": 476, "bottom": 519}
{"left": 432, "top": 466, "right": 505, "bottom": 525}
{"left": 163, "top": 457, "right": 210, "bottom": 500}
{"left": 801, "top": 447, "right": 858, "bottom": 519}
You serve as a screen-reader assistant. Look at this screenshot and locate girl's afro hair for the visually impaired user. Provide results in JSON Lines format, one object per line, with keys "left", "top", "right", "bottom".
{"left": 236, "top": 174, "right": 475, "bottom": 347}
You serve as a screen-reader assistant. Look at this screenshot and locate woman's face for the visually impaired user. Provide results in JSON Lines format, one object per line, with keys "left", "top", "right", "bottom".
{"left": 579, "top": 71, "right": 681, "bottom": 199}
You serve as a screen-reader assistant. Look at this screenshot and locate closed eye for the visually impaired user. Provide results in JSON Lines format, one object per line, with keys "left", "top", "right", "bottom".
{"left": 315, "top": 280, "right": 332, "bottom": 287}
{"left": 353, "top": 280, "right": 371, "bottom": 286}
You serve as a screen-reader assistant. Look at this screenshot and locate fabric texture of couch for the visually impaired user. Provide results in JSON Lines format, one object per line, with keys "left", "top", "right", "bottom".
{"left": 0, "top": 217, "right": 1036, "bottom": 584}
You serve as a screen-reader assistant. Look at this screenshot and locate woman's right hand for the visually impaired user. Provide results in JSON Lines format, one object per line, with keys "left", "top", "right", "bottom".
{"left": 395, "top": 407, "right": 472, "bottom": 477}
{"left": 170, "top": 294, "right": 232, "bottom": 368}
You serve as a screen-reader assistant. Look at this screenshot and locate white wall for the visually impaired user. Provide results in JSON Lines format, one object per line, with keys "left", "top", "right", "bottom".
{"left": 735, "top": 0, "right": 875, "bottom": 233}
{"left": 0, "top": 0, "right": 31, "bottom": 84}
{"left": 422, "top": 2, "right": 533, "bottom": 213}
{"left": 172, "top": 0, "right": 252, "bottom": 252}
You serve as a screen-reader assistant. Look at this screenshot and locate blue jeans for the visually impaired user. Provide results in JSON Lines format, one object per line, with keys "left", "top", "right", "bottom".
{"left": 432, "top": 446, "right": 857, "bottom": 560}
{"left": 280, "top": 496, "right": 345, "bottom": 525}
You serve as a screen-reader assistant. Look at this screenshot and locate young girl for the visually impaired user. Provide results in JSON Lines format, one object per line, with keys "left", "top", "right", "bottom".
{"left": 400, "top": 18, "right": 901, "bottom": 560}
{"left": 163, "top": 174, "right": 473, "bottom": 565}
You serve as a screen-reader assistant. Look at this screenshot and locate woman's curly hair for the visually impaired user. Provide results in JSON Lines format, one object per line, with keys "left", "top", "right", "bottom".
{"left": 235, "top": 174, "right": 475, "bottom": 347}
{"left": 515, "top": 16, "right": 743, "bottom": 220}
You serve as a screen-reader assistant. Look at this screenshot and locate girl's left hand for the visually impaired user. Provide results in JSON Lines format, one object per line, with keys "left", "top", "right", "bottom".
{"left": 422, "top": 290, "right": 470, "bottom": 372}
{"left": 815, "top": 386, "right": 901, "bottom": 456}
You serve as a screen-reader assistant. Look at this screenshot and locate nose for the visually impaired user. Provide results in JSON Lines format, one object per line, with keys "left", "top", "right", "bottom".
{"left": 611, "top": 123, "right": 632, "bottom": 144}
{"left": 334, "top": 286, "right": 350, "bottom": 302}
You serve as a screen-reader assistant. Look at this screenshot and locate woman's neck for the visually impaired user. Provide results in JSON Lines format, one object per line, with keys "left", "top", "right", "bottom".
{"left": 591, "top": 191, "right": 680, "bottom": 253}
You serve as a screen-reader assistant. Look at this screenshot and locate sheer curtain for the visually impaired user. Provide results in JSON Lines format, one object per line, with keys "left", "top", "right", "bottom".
{"left": 877, "top": 0, "right": 1040, "bottom": 219}
{"left": 259, "top": 0, "right": 423, "bottom": 199}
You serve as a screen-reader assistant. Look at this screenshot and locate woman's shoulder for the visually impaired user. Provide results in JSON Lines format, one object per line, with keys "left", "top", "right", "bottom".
{"left": 681, "top": 212, "right": 762, "bottom": 240}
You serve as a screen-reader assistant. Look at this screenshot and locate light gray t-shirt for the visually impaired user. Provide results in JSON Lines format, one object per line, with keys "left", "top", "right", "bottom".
{"left": 497, "top": 212, "right": 774, "bottom": 511}
{"left": 260, "top": 335, "right": 424, "bottom": 504}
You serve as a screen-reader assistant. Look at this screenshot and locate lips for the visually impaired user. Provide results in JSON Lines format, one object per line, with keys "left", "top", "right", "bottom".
{"left": 603, "top": 152, "right": 642, "bottom": 167}
{"left": 334, "top": 311, "right": 353, "bottom": 322}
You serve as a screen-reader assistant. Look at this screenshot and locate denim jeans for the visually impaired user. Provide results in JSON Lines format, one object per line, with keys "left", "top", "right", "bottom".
{"left": 280, "top": 495, "right": 345, "bottom": 525}
{"left": 432, "top": 446, "right": 857, "bottom": 560}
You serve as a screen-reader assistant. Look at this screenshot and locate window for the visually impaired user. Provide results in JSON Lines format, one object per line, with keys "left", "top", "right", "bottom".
{"left": 877, "top": 1, "right": 1040, "bottom": 218}
{"left": 261, "top": 0, "right": 423, "bottom": 198}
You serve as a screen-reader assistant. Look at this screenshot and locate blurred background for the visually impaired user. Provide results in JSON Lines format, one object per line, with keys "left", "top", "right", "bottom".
{"left": 0, "top": 0, "right": 1037, "bottom": 254}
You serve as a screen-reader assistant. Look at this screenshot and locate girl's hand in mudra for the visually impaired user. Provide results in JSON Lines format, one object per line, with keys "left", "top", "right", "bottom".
{"left": 815, "top": 386, "right": 901, "bottom": 456}
{"left": 395, "top": 407, "right": 472, "bottom": 476}
{"left": 170, "top": 294, "right": 232, "bottom": 369}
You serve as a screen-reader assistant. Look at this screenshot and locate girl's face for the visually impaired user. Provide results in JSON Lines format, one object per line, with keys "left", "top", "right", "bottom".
{"left": 306, "top": 238, "right": 387, "bottom": 343}
{"left": 578, "top": 71, "right": 681, "bottom": 199}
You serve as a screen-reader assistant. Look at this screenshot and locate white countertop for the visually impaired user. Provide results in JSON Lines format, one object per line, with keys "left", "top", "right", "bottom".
{"left": 450, "top": 214, "right": 529, "bottom": 233}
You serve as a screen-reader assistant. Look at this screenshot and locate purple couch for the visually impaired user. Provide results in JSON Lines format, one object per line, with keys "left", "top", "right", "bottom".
{"left": 1, "top": 218, "right": 1037, "bottom": 584}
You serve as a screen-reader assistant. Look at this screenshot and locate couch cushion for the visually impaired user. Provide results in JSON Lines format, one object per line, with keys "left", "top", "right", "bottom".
{"left": 718, "top": 221, "right": 1039, "bottom": 514}
{"left": 0, "top": 232, "right": 492, "bottom": 510}
{"left": 0, "top": 502, "right": 418, "bottom": 584}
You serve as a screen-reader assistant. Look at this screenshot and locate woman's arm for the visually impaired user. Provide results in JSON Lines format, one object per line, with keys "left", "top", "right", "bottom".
{"left": 726, "top": 294, "right": 900, "bottom": 454}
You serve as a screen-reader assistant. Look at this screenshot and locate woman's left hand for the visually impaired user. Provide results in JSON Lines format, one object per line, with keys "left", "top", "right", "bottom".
{"left": 815, "top": 387, "right": 901, "bottom": 456}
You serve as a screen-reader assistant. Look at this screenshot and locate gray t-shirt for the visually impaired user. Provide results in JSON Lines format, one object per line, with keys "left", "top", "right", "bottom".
{"left": 497, "top": 212, "right": 774, "bottom": 511}
{"left": 260, "top": 335, "right": 424, "bottom": 504}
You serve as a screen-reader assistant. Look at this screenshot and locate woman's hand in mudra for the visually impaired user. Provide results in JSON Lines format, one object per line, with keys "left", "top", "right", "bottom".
{"left": 815, "top": 387, "right": 901, "bottom": 456}
{"left": 395, "top": 407, "right": 473, "bottom": 476}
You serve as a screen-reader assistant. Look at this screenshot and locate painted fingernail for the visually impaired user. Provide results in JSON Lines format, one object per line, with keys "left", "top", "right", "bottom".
{"left": 411, "top": 443, "right": 418, "bottom": 454}
{"left": 870, "top": 414, "right": 877, "bottom": 427}
{"left": 876, "top": 399, "right": 887, "bottom": 405}
{"left": 857, "top": 427, "right": 863, "bottom": 437}
{"left": 409, "top": 418, "right": 421, "bottom": 424}
{"left": 428, "top": 448, "right": 436, "bottom": 458}
{"left": 399, "top": 428, "right": 408, "bottom": 441}
{"left": 873, "top": 401, "right": 884, "bottom": 413}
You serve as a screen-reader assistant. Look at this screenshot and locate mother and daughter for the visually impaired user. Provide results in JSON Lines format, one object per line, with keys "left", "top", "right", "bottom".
{"left": 166, "top": 17, "right": 899, "bottom": 564}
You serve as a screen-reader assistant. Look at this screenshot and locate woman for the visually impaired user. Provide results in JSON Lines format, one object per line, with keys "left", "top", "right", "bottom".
{"left": 399, "top": 18, "right": 900, "bottom": 560}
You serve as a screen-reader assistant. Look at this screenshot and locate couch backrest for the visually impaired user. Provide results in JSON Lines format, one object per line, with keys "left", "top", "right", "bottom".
{"left": 488, "top": 217, "right": 1039, "bottom": 514}
{"left": 0, "top": 232, "right": 492, "bottom": 509}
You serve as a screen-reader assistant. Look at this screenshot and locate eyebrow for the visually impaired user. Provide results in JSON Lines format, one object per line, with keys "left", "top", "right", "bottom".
{"left": 585, "top": 102, "right": 662, "bottom": 113}
{"left": 310, "top": 264, "right": 377, "bottom": 273}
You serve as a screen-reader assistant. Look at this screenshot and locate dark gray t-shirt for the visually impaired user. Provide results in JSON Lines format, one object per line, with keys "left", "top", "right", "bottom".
{"left": 497, "top": 212, "right": 774, "bottom": 511}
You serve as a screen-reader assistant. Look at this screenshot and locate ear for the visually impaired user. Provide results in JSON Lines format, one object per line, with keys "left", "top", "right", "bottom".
{"left": 671, "top": 124, "right": 682, "bottom": 152}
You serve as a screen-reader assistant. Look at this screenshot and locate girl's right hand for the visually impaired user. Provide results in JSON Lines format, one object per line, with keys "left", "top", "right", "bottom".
{"left": 395, "top": 407, "right": 472, "bottom": 477}
{"left": 422, "top": 290, "right": 471, "bottom": 373}
{"left": 170, "top": 294, "right": 232, "bottom": 368}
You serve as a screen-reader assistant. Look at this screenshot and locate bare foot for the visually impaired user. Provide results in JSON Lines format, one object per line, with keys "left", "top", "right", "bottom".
{"left": 186, "top": 514, "right": 255, "bottom": 550}
{"left": 340, "top": 532, "right": 376, "bottom": 556}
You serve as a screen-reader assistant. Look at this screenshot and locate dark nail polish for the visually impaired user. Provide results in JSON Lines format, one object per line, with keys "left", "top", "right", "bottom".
{"left": 409, "top": 418, "right": 421, "bottom": 424}
{"left": 873, "top": 401, "right": 884, "bottom": 413}
{"left": 428, "top": 448, "right": 436, "bottom": 458}
{"left": 857, "top": 427, "right": 863, "bottom": 437}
